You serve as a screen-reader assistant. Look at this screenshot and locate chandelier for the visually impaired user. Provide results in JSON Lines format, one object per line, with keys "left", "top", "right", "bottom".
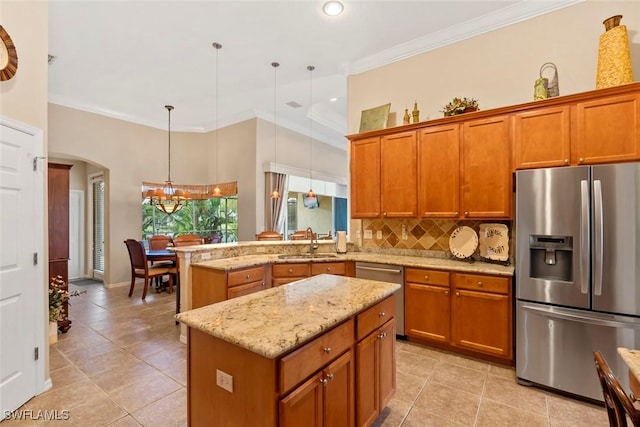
{"left": 146, "top": 105, "right": 190, "bottom": 215}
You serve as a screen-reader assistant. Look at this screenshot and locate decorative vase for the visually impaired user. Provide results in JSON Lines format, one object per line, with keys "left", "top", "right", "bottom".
{"left": 596, "top": 15, "right": 633, "bottom": 89}
{"left": 49, "top": 321, "right": 58, "bottom": 344}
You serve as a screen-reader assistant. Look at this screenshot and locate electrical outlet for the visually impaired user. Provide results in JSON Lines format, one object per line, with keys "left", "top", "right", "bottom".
{"left": 402, "top": 224, "right": 408, "bottom": 240}
{"left": 376, "top": 230, "right": 382, "bottom": 239}
{"left": 356, "top": 229, "right": 361, "bottom": 239}
{"left": 200, "top": 252, "right": 211, "bottom": 260}
{"left": 364, "top": 230, "right": 372, "bottom": 239}
{"left": 216, "top": 369, "right": 233, "bottom": 393}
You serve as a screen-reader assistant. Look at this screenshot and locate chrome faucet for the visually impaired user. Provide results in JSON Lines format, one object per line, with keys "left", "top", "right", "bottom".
{"left": 306, "top": 227, "right": 319, "bottom": 254}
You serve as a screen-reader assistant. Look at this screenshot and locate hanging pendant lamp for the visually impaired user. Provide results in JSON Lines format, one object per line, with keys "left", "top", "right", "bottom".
{"left": 210, "top": 42, "right": 223, "bottom": 197}
{"left": 271, "top": 61, "right": 281, "bottom": 199}
{"left": 306, "top": 65, "right": 315, "bottom": 199}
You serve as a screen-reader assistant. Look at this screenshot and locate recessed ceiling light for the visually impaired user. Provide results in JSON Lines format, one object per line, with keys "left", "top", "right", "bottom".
{"left": 323, "top": 1, "right": 344, "bottom": 16}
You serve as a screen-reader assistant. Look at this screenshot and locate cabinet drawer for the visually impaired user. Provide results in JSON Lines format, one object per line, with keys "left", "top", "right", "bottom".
{"left": 356, "top": 296, "right": 395, "bottom": 341}
{"left": 273, "top": 263, "right": 310, "bottom": 278}
{"left": 280, "top": 318, "right": 354, "bottom": 394}
{"left": 453, "top": 273, "right": 510, "bottom": 294}
{"left": 227, "top": 280, "right": 268, "bottom": 299}
{"left": 311, "top": 262, "right": 346, "bottom": 276}
{"left": 405, "top": 268, "right": 449, "bottom": 286}
{"left": 227, "top": 266, "right": 265, "bottom": 287}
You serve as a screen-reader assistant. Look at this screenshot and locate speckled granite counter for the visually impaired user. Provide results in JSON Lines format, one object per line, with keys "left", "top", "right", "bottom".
{"left": 176, "top": 274, "right": 400, "bottom": 358}
{"left": 192, "top": 251, "right": 514, "bottom": 276}
{"left": 618, "top": 347, "right": 640, "bottom": 382}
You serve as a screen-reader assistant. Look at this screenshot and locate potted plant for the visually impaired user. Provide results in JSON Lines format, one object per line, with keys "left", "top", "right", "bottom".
{"left": 49, "top": 275, "right": 68, "bottom": 343}
{"left": 441, "top": 97, "right": 479, "bottom": 117}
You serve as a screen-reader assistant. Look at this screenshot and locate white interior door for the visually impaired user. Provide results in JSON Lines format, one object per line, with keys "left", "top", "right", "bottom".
{"left": 0, "top": 120, "right": 45, "bottom": 415}
{"left": 68, "top": 190, "right": 84, "bottom": 280}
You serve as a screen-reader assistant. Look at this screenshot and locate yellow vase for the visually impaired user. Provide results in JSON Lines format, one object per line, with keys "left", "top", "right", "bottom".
{"left": 596, "top": 15, "right": 634, "bottom": 89}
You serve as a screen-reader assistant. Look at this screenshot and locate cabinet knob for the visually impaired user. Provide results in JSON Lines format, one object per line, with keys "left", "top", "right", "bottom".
{"left": 383, "top": 212, "right": 387, "bottom": 217}
{"left": 246, "top": 274, "right": 251, "bottom": 279}
{"left": 424, "top": 275, "right": 429, "bottom": 280}
{"left": 288, "top": 268, "right": 293, "bottom": 273}
{"left": 564, "top": 159, "right": 569, "bottom": 164}
{"left": 424, "top": 212, "right": 429, "bottom": 215}
{"left": 445, "top": 290, "right": 449, "bottom": 295}
{"left": 456, "top": 291, "right": 460, "bottom": 296}
{"left": 464, "top": 212, "right": 469, "bottom": 217}
{"left": 579, "top": 157, "right": 584, "bottom": 163}
{"left": 320, "top": 378, "right": 328, "bottom": 386}
{"left": 379, "top": 312, "right": 386, "bottom": 317}
{"left": 261, "top": 282, "right": 265, "bottom": 288}
{"left": 377, "top": 332, "right": 387, "bottom": 339}
{"left": 326, "top": 267, "right": 331, "bottom": 272}
{"left": 478, "top": 281, "right": 483, "bottom": 287}
{"left": 326, "top": 373, "right": 335, "bottom": 381}
{"left": 323, "top": 347, "right": 332, "bottom": 354}
{"left": 454, "top": 212, "right": 458, "bottom": 216}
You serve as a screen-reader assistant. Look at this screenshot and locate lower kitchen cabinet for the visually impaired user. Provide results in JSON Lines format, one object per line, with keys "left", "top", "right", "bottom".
{"left": 191, "top": 265, "right": 268, "bottom": 308}
{"left": 356, "top": 318, "right": 396, "bottom": 427}
{"left": 404, "top": 268, "right": 513, "bottom": 363}
{"left": 280, "top": 351, "right": 354, "bottom": 427}
{"left": 272, "top": 263, "right": 311, "bottom": 287}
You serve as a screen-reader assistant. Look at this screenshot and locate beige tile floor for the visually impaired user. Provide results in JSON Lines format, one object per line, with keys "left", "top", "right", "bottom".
{"left": 3, "top": 281, "right": 608, "bottom": 426}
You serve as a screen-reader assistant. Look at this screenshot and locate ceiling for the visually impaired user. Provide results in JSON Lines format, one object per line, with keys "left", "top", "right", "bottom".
{"left": 47, "top": 1, "right": 580, "bottom": 150}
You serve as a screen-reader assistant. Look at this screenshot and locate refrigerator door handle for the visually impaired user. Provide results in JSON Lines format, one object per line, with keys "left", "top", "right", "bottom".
{"left": 521, "top": 304, "right": 640, "bottom": 328}
{"left": 580, "top": 180, "right": 589, "bottom": 295}
{"left": 593, "top": 179, "right": 604, "bottom": 296}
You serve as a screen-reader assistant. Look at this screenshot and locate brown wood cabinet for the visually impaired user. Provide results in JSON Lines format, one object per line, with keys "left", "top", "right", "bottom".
{"left": 48, "top": 163, "right": 72, "bottom": 332}
{"left": 461, "top": 115, "right": 512, "bottom": 218}
{"left": 273, "top": 261, "right": 352, "bottom": 287}
{"left": 404, "top": 269, "right": 450, "bottom": 343}
{"left": 380, "top": 131, "right": 417, "bottom": 218}
{"left": 404, "top": 267, "right": 513, "bottom": 363}
{"left": 350, "top": 137, "right": 381, "bottom": 218}
{"left": 418, "top": 124, "right": 460, "bottom": 217}
{"left": 512, "top": 106, "right": 571, "bottom": 169}
{"left": 451, "top": 273, "right": 512, "bottom": 359}
{"left": 191, "top": 264, "right": 269, "bottom": 308}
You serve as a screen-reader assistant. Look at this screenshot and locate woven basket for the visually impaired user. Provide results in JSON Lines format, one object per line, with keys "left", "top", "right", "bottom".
{"left": 540, "top": 62, "right": 559, "bottom": 98}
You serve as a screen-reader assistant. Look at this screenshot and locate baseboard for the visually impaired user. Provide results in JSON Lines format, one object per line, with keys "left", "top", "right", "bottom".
{"left": 42, "top": 378, "right": 53, "bottom": 393}
{"left": 104, "top": 281, "right": 130, "bottom": 289}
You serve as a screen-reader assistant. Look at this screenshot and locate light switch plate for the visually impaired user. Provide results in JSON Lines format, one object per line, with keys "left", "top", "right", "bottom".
{"left": 364, "top": 230, "right": 372, "bottom": 239}
{"left": 376, "top": 230, "right": 382, "bottom": 239}
{"left": 216, "top": 369, "right": 233, "bottom": 393}
{"left": 200, "top": 252, "right": 211, "bottom": 260}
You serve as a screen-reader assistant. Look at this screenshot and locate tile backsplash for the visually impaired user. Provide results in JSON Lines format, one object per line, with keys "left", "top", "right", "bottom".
{"left": 359, "top": 218, "right": 513, "bottom": 261}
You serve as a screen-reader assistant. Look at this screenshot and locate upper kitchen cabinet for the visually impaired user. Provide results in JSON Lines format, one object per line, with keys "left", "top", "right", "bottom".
{"left": 351, "top": 137, "right": 381, "bottom": 218}
{"left": 380, "top": 131, "right": 418, "bottom": 217}
{"left": 461, "top": 116, "right": 512, "bottom": 219}
{"left": 512, "top": 106, "right": 571, "bottom": 169}
{"left": 418, "top": 124, "right": 460, "bottom": 217}
{"left": 575, "top": 92, "right": 640, "bottom": 165}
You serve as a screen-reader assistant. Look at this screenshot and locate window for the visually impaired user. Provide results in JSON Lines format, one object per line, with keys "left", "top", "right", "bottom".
{"left": 91, "top": 175, "right": 105, "bottom": 274}
{"left": 142, "top": 196, "right": 238, "bottom": 243}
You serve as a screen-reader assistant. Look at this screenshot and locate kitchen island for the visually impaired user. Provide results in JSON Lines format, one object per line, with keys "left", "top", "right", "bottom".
{"left": 176, "top": 274, "right": 400, "bottom": 427}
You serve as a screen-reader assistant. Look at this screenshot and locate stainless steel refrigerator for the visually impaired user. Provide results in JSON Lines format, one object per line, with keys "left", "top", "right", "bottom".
{"left": 515, "top": 163, "right": 640, "bottom": 401}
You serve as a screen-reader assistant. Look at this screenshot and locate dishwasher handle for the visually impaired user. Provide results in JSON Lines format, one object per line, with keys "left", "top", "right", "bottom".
{"left": 355, "top": 265, "right": 402, "bottom": 274}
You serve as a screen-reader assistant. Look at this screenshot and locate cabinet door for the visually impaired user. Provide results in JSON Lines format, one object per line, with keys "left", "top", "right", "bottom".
{"left": 378, "top": 319, "right": 396, "bottom": 411}
{"left": 381, "top": 132, "right": 418, "bottom": 217}
{"left": 576, "top": 93, "right": 640, "bottom": 164}
{"left": 323, "top": 351, "right": 355, "bottom": 427}
{"left": 227, "top": 279, "right": 267, "bottom": 299}
{"left": 355, "top": 327, "right": 378, "bottom": 427}
{"left": 311, "top": 262, "right": 347, "bottom": 276}
{"left": 451, "top": 289, "right": 511, "bottom": 358}
{"left": 351, "top": 138, "right": 381, "bottom": 218}
{"left": 48, "top": 163, "right": 71, "bottom": 261}
{"left": 405, "top": 283, "right": 450, "bottom": 343}
{"left": 461, "top": 116, "right": 512, "bottom": 218}
{"left": 280, "top": 373, "right": 323, "bottom": 427}
{"left": 512, "top": 106, "right": 571, "bottom": 169}
{"left": 418, "top": 124, "right": 460, "bottom": 217}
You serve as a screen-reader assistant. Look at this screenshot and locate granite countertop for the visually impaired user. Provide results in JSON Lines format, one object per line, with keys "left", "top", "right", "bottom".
{"left": 175, "top": 274, "right": 400, "bottom": 359}
{"left": 192, "top": 252, "right": 514, "bottom": 276}
{"left": 618, "top": 347, "right": 640, "bottom": 381}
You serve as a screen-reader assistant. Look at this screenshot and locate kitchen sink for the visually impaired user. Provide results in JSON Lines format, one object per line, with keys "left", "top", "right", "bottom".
{"left": 277, "top": 254, "right": 338, "bottom": 260}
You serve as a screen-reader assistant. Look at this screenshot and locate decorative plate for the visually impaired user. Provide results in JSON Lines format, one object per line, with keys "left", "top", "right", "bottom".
{"left": 449, "top": 226, "right": 478, "bottom": 259}
{"left": 478, "top": 223, "right": 509, "bottom": 261}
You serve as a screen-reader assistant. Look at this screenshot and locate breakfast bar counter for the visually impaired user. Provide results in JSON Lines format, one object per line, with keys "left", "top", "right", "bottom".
{"left": 177, "top": 274, "right": 400, "bottom": 426}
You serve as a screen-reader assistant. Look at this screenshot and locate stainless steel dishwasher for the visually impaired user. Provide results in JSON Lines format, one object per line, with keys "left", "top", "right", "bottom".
{"left": 355, "top": 262, "right": 405, "bottom": 337}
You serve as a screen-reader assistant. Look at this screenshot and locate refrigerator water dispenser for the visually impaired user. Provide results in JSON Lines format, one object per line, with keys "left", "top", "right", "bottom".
{"left": 529, "top": 235, "right": 573, "bottom": 282}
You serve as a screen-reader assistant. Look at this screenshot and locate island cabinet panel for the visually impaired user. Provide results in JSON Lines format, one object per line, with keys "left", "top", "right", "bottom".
{"left": 356, "top": 318, "right": 395, "bottom": 427}
{"left": 356, "top": 295, "right": 396, "bottom": 340}
{"left": 512, "top": 106, "right": 572, "bottom": 170}
{"left": 281, "top": 351, "right": 355, "bottom": 427}
{"left": 350, "top": 137, "right": 381, "bottom": 218}
{"left": 405, "top": 268, "right": 450, "bottom": 343}
{"left": 272, "top": 263, "right": 311, "bottom": 287}
{"left": 380, "top": 131, "right": 418, "bottom": 218}
{"left": 575, "top": 93, "right": 640, "bottom": 165}
{"left": 417, "top": 124, "right": 460, "bottom": 217}
{"left": 187, "top": 328, "right": 278, "bottom": 427}
{"left": 451, "top": 273, "right": 512, "bottom": 359}
{"left": 228, "top": 265, "right": 265, "bottom": 286}
{"left": 311, "top": 262, "right": 347, "bottom": 276}
{"left": 461, "top": 115, "right": 512, "bottom": 219}
{"left": 227, "top": 279, "right": 268, "bottom": 299}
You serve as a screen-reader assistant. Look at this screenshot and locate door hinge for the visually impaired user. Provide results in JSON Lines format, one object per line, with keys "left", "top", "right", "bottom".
{"left": 33, "top": 253, "right": 38, "bottom": 265}
{"left": 34, "top": 347, "right": 39, "bottom": 361}
{"left": 32, "top": 156, "right": 46, "bottom": 171}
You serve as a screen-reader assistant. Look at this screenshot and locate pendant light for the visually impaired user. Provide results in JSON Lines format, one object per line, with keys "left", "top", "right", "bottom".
{"left": 306, "top": 65, "right": 315, "bottom": 199}
{"left": 270, "top": 61, "right": 281, "bottom": 199}
{"left": 148, "top": 105, "right": 186, "bottom": 215}
{"left": 210, "top": 42, "right": 223, "bottom": 197}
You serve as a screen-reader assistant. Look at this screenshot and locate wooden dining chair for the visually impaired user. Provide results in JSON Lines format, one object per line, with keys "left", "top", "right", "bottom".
{"left": 148, "top": 234, "right": 173, "bottom": 250}
{"left": 256, "top": 231, "right": 283, "bottom": 241}
{"left": 124, "top": 239, "right": 175, "bottom": 299}
{"left": 173, "top": 234, "right": 205, "bottom": 247}
{"left": 594, "top": 350, "right": 640, "bottom": 427}
{"left": 290, "top": 230, "right": 316, "bottom": 240}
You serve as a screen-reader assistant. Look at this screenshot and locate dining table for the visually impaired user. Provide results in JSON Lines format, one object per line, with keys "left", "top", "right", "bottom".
{"left": 618, "top": 347, "right": 640, "bottom": 398}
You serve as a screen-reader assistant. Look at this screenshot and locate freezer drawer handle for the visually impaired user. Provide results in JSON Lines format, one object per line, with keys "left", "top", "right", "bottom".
{"left": 355, "top": 266, "right": 402, "bottom": 274}
{"left": 521, "top": 304, "right": 640, "bottom": 328}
